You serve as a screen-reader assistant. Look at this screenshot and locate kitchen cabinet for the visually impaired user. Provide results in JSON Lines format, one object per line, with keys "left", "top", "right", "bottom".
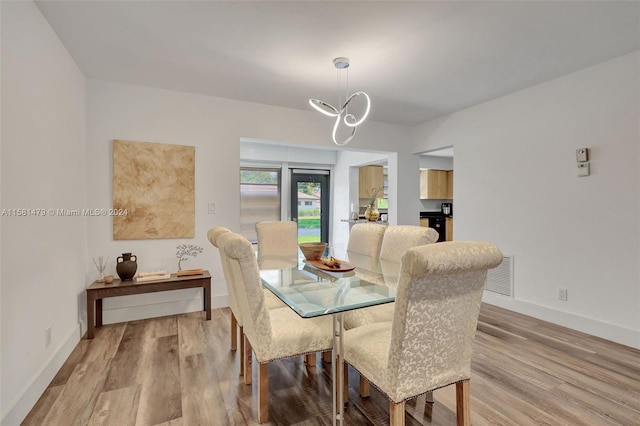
{"left": 420, "top": 169, "right": 451, "bottom": 199}
{"left": 359, "top": 165, "right": 384, "bottom": 199}
{"left": 419, "top": 218, "right": 429, "bottom": 228}
{"left": 446, "top": 217, "right": 453, "bottom": 241}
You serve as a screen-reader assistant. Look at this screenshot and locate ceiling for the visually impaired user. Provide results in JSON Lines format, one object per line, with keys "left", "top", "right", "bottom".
{"left": 35, "top": 1, "right": 639, "bottom": 127}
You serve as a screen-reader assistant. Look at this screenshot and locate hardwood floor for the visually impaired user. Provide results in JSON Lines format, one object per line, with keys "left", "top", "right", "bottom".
{"left": 22, "top": 304, "right": 640, "bottom": 425}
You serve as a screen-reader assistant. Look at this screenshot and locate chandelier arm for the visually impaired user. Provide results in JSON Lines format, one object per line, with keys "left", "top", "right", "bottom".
{"left": 309, "top": 99, "right": 340, "bottom": 117}
{"left": 342, "top": 92, "right": 371, "bottom": 128}
{"left": 332, "top": 115, "right": 357, "bottom": 146}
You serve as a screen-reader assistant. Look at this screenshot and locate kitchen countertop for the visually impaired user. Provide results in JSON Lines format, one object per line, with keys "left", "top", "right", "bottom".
{"left": 420, "top": 211, "right": 453, "bottom": 218}
{"left": 341, "top": 219, "right": 388, "bottom": 225}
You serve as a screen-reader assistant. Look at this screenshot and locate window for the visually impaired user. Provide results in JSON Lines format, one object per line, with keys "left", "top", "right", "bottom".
{"left": 378, "top": 171, "right": 389, "bottom": 210}
{"left": 240, "top": 167, "right": 281, "bottom": 243}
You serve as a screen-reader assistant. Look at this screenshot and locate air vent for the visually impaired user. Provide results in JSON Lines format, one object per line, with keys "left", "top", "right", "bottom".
{"left": 486, "top": 255, "right": 513, "bottom": 297}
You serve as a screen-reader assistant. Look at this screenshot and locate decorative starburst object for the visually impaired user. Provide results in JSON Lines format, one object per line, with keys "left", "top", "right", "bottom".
{"left": 175, "top": 244, "right": 203, "bottom": 271}
{"left": 91, "top": 256, "right": 109, "bottom": 282}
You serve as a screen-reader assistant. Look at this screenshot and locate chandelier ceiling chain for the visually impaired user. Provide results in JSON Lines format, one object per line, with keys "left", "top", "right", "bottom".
{"left": 309, "top": 57, "right": 371, "bottom": 146}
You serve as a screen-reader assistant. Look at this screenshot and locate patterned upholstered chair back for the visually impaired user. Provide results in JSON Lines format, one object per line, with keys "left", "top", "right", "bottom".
{"left": 256, "top": 221, "right": 299, "bottom": 262}
{"left": 343, "top": 241, "right": 502, "bottom": 425}
{"left": 219, "top": 232, "right": 273, "bottom": 359}
{"left": 207, "top": 226, "right": 242, "bottom": 325}
{"left": 221, "top": 232, "right": 333, "bottom": 423}
{"left": 386, "top": 241, "right": 503, "bottom": 402}
{"left": 379, "top": 225, "right": 439, "bottom": 263}
{"left": 343, "top": 226, "right": 443, "bottom": 335}
{"left": 346, "top": 223, "right": 387, "bottom": 258}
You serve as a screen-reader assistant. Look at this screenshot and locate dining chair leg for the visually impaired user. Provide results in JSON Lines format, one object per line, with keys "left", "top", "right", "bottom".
{"left": 322, "top": 350, "right": 332, "bottom": 363}
{"left": 304, "top": 353, "right": 316, "bottom": 366}
{"left": 258, "top": 362, "right": 269, "bottom": 423}
{"left": 230, "top": 312, "right": 238, "bottom": 351}
{"left": 425, "top": 390, "right": 434, "bottom": 403}
{"left": 239, "top": 326, "right": 245, "bottom": 376}
{"left": 359, "top": 375, "right": 370, "bottom": 397}
{"left": 389, "top": 399, "right": 406, "bottom": 426}
{"left": 243, "top": 335, "right": 252, "bottom": 385}
{"left": 343, "top": 362, "right": 349, "bottom": 403}
{"left": 455, "top": 380, "right": 471, "bottom": 426}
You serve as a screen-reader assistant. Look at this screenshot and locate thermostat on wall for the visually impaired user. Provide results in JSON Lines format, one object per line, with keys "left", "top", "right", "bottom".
{"left": 576, "top": 148, "right": 589, "bottom": 162}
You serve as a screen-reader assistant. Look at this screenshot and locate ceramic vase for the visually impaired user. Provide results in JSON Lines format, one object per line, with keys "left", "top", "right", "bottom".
{"left": 364, "top": 204, "right": 380, "bottom": 221}
{"left": 116, "top": 252, "right": 137, "bottom": 281}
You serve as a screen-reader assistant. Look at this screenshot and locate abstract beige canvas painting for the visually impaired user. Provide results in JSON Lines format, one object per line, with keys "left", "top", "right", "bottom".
{"left": 113, "top": 139, "right": 195, "bottom": 240}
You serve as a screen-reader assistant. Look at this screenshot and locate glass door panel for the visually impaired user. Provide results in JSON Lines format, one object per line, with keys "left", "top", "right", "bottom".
{"left": 290, "top": 170, "right": 329, "bottom": 244}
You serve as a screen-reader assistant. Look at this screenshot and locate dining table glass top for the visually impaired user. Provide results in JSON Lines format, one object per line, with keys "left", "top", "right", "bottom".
{"left": 258, "top": 251, "right": 397, "bottom": 319}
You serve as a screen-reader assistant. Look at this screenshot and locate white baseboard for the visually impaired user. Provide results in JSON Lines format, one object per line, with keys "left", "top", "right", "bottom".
{"left": 483, "top": 291, "right": 640, "bottom": 349}
{"left": 1, "top": 324, "right": 81, "bottom": 426}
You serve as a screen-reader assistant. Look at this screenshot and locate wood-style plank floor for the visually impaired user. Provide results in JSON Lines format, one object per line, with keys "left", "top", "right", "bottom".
{"left": 23, "top": 304, "right": 640, "bottom": 425}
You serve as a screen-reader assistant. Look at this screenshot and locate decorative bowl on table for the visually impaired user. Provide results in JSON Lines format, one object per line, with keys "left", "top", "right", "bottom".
{"left": 299, "top": 242, "right": 328, "bottom": 261}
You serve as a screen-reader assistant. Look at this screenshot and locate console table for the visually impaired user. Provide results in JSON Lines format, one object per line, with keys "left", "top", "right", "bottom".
{"left": 85, "top": 271, "right": 211, "bottom": 339}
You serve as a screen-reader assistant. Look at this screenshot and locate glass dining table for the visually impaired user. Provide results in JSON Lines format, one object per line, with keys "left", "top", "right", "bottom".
{"left": 258, "top": 252, "right": 397, "bottom": 426}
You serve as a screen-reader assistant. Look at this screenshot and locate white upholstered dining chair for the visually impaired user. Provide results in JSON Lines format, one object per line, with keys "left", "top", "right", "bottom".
{"left": 343, "top": 224, "right": 442, "bottom": 398}
{"left": 207, "top": 227, "right": 238, "bottom": 349}
{"left": 343, "top": 241, "right": 503, "bottom": 426}
{"left": 343, "top": 225, "right": 440, "bottom": 330}
{"left": 207, "top": 226, "right": 285, "bottom": 374}
{"left": 255, "top": 220, "right": 299, "bottom": 262}
{"left": 379, "top": 225, "right": 440, "bottom": 264}
{"left": 255, "top": 220, "right": 327, "bottom": 362}
{"left": 346, "top": 222, "right": 386, "bottom": 258}
{"left": 345, "top": 223, "right": 388, "bottom": 286}
{"left": 219, "top": 231, "right": 333, "bottom": 423}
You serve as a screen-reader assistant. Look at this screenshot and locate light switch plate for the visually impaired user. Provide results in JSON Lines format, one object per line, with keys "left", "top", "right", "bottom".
{"left": 577, "top": 162, "right": 590, "bottom": 177}
{"left": 208, "top": 202, "right": 216, "bottom": 214}
{"left": 576, "top": 148, "right": 589, "bottom": 162}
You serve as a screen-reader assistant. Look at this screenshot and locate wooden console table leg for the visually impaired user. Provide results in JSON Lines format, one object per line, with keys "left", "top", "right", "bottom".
{"left": 96, "top": 298, "right": 103, "bottom": 327}
{"left": 86, "top": 293, "right": 95, "bottom": 339}
{"left": 204, "top": 280, "right": 211, "bottom": 320}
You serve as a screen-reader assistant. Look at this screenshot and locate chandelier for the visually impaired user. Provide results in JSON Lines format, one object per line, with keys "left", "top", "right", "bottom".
{"left": 309, "top": 57, "right": 371, "bottom": 146}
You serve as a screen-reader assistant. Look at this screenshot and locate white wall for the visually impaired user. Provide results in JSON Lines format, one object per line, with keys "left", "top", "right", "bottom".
{"left": 1, "top": 2, "right": 87, "bottom": 423}
{"left": 85, "top": 79, "right": 412, "bottom": 326}
{"left": 412, "top": 52, "right": 640, "bottom": 348}
{"left": 419, "top": 155, "right": 453, "bottom": 170}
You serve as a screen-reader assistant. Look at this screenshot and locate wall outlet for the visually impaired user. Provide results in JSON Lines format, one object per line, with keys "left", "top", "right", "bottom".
{"left": 558, "top": 288, "right": 568, "bottom": 301}
{"left": 45, "top": 326, "right": 52, "bottom": 347}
